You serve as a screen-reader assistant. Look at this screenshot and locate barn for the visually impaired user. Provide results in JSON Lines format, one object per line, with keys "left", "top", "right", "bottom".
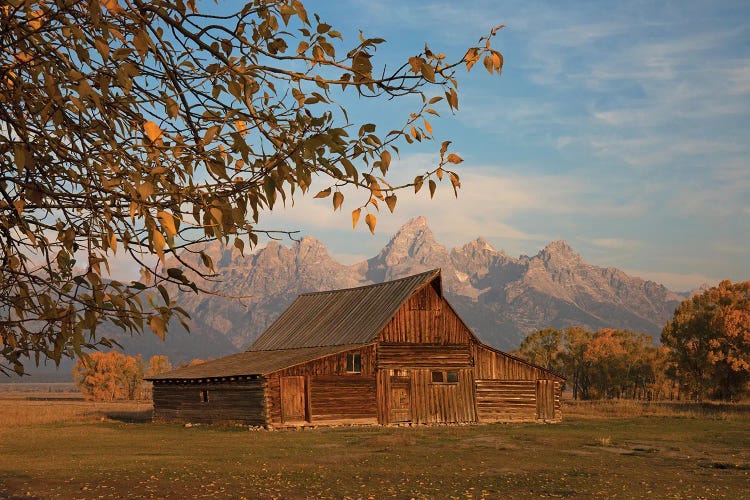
{"left": 146, "top": 269, "right": 564, "bottom": 427}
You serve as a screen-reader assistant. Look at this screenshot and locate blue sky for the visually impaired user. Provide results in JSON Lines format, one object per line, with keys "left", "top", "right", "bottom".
{"left": 243, "top": 0, "right": 749, "bottom": 291}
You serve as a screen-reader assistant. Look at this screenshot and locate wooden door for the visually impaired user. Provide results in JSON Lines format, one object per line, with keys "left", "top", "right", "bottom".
{"left": 536, "top": 379, "right": 555, "bottom": 420}
{"left": 389, "top": 376, "right": 412, "bottom": 422}
{"left": 281, "top": 376, "right": 306, "bottom": 423}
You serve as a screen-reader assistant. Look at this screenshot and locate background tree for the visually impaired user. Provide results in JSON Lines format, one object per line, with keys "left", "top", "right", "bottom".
{"left": 0, "top": 0, "right": 505, "bottom": 375}
{"left": 72, "top": 350, "right": 143, "bottom": 401}
{"left": 662, "top": 280, "right": 750, "bottom": 400}
{"left": 144, "top": 354, "right": 172, "bottom": 378}
{"left": 516, "top": 328, "right": 563, "bottom": 373}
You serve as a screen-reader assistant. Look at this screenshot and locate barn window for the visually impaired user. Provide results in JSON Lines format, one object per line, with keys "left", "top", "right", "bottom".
{"left": 431, "top": 371, "right": 459, "bottom": 384}
{"left": 346, "top": 353, "right": 361, "bottom": 373}
{"left": 200, "top": 389, "right": 209, "bottom": 403}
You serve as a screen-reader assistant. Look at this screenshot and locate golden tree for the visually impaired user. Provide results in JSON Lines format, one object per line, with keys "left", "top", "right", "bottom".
{"left": 662, "top": 280, "right": 750, "bottom": 400}
{"left": 144, "top": 354, "right": 172, "bottom": 377}
{"left": 72, "top": 350, "right": 143, "bottom": 400}
{"left": 0, "top": 0, "right": 505, "bottom": 375}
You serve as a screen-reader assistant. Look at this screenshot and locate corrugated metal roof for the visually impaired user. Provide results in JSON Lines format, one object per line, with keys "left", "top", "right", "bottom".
{"left": 145, "top": 344, "right": 367, "bottom": 380}
{"left": 248, "top": 269, "right": 441, "bottom": 351}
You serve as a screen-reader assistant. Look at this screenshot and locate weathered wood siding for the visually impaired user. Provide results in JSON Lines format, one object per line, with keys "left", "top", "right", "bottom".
{"left": 475, "top": 380, "right": 537, "bottom": 422}
{"left": 265, "top": 345, "right": 376, "bottom": 426}
{"left": 377, "top": 343, "right": 471, "bottom": 369}
{"left": 554, "top": 381, "right": 562, "bottom": 419}
{"left": 472, "top": 344, "right": 561, "bottom": 381}
{"left": 377, "top": 367, "right": 477, "bottom": 424}
{"left": 379, "top": 286, "right": 474, "bottom": 344}
{"left": 152, "top": 379, "right": 266, "bottom": 425}
{"left": 309, "top": 375, "right": 377, "bottom": 422}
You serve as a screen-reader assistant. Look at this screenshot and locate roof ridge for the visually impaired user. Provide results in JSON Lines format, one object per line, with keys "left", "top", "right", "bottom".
{"left": 298, "top": 268, "right": 440, "bottom": 297}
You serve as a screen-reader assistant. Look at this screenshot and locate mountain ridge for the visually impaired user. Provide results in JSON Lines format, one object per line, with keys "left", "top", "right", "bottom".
{"left": 135, "top": 216, "right": 683, "bottom": 362}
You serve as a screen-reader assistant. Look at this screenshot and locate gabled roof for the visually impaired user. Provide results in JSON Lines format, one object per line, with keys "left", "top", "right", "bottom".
{"left": 146, "top": 344, "right": 366, "bottom": 380}
{"left": 248, "top": 269, "right": 441, "bottom": 351}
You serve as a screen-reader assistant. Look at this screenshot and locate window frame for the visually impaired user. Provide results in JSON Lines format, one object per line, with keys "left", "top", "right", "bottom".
{"left": 431, "top": 370, "right": 459, "bottom": 384}
{"left": 200, "top": 389, "right": 209, "bottom": 403}
{"left": 346, "top": 353, "right": 362, "bottom": 373}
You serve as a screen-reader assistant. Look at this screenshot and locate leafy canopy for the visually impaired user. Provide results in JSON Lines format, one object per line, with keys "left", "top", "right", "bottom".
{"left": 0, "top": 0, "right": 504, "bottom": 375}
{"left": 661, "top": 280, "right": 750, "bottom": 400}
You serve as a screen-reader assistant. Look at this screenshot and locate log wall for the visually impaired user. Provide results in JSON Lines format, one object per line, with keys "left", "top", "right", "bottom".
{"left": 309, "top": 375, "right": 377, "bottom": 422}
{"left": 475, "top": 380, "right": 537, "bottom": 422}
{"left": 379, "top": 286, "right": 474, "bottom": 344}
{"left": 152, "top": 379, "right": 266, "bottom": 425}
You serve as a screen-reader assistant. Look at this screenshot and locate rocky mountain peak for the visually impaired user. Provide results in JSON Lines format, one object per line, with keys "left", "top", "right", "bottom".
{"left": 537, "top": 240, "right": 582, "bottom": 264}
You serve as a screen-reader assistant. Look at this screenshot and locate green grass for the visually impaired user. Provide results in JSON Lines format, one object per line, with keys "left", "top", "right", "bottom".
{"left": 0, "top": 404, "right": 749, "bottom": 498}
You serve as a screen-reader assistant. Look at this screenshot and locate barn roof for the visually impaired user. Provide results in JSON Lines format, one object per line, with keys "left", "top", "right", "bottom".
{"left": 248, "top": 269, "right": 441, "bottom": 351}
{"left": 145, "top": 344, "right": 366, "bottom": 380}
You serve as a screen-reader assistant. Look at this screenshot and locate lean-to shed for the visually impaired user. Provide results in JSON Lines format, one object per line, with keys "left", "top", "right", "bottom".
{"left": 146, "top": 269, "right": 564, "bottom": 426}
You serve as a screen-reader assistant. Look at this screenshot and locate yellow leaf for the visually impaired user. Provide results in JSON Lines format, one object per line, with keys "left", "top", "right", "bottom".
{"left": 492, "top": 51, "right": 504, "bottom": 71}
{"left": 149, "top": 315, "right": 167, "bottom": 341}
{"left": 109, "top": 230, "right": 117, "bottom": 255}
{"left": 447, "top": 153, "right": 463, "bottom": 164}
{"left": 385, "top": 194, "right": 397, "bottom": 213}
{"left": 137, "top": 182, "right": 154, "bottom": 199}
{"left": 157, "top": 211, "right": 177, "bottom": 237}
{"left": 314, "top": 187, "right": 331, "bottom": 198}
{"left": 381, "top": 150, "right": 391, "bottom": 172}
{"left": 152, "top": 231, "right": 166, "bottom": 263}
{"left": 449, "top": 172, "right": 461, "bottom": 188}
{"left": 143, "top": 121, "right": 162, "bottom": 142}
{"left": 429, "top": 179, "right": 437, "bottom": 198}
{"left": 351, "top": 208, "right": 361, "bottom": 229}
{"left": 414, "top": 176, "right": 424, "bottom": 194}
{"left": 234, "top": 120, "right": 248, "bottom": 136}
{"left": 101, "top": 0, "right": 124, "bottom": 13}
{"left": 436, "top": 167, "right": 444, "bottom": 180}
{"left": 333, "top": 191, "right": 344, "bottom": 211}
{"left": 203, "top": 125, "right": 219, "bottom": 146}
{"left": 424, "top": 119, "right": 433, "bottom": 135}
{"left": 365, "top": 213, "right": 376, "bottom": 234}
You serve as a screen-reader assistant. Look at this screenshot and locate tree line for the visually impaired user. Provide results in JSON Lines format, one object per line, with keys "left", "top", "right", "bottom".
{"left": 516, "top": 280, "right": 750, "bottom": 401}
{"left": 72, "top": 352, "right": 205, "bottom": 401}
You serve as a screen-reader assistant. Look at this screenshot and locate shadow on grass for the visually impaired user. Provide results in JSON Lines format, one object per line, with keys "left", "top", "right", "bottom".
{"left": 106, "top": 409, "right": 153, "bottom": 423}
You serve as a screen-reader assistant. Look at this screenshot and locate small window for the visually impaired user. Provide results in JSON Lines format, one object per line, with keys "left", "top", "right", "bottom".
{"left": 346, "top": 353, "right": 362, "bottom": 373}
{"left": 200, "top": 389, "right": 209, "bottom": 403}
{"left": 432, "top": 371, "right": 459, "bottom": 384}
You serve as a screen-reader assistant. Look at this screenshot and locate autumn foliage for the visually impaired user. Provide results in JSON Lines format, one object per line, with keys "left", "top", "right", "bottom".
{"left": 0, "top": 0, "right": 505, "bottom": 376}
{"left": 72, "top": 351, "right": 143, "bottom": 401}
{"left": 662, "top": 280, "right": 750, "bottom": 400}
{"left": 516, "top": 281, "right": 750, "bottom": 401}
{"left": 518, "top": 327, "right": 672, "bottom": 401}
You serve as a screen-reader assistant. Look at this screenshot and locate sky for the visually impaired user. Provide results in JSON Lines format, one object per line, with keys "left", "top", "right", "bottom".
{"left": 234, "top": 0, "right": 748, "bottom": 292}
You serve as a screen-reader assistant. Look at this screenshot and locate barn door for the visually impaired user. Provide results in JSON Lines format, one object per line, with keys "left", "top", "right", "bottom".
{"left": 536, "top": 379, "right": 555, "bottom": 420}
{"left": 389, "top": 375, "right": 412, "bottom": 422}
{"left": 281, "top": 376, "right": 307, "bottom": 423}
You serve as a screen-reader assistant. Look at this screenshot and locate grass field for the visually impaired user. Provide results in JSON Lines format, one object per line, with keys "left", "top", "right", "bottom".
{"left": 1, "top": 395, "right": 748, "bottom": 499}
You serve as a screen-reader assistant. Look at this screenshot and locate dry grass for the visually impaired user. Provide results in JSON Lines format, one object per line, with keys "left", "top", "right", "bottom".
{"left": 1, "top": 393, "right": 749, "bottom": 498}
{"left": 564, "top": 398, "right": 750, "bottom": 420}
{"left": 0, "top": 391, "right": 152, "bottom": 429}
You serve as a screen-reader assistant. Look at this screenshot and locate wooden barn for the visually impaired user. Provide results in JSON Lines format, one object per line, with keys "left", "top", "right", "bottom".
{"left": 146, "top": 269, "right": 564, "bottom": 427}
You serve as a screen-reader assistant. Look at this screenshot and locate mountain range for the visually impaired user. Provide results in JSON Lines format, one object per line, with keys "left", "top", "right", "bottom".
{"left": 119, "top": 215, "right": 685, "bottom": 359}
{"left": 19, "top": 216, "right": 688, "bottom": 381}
